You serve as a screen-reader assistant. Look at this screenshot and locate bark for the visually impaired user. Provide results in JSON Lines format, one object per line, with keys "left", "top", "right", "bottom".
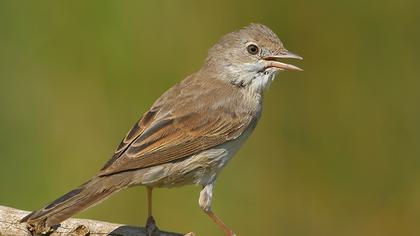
{"left": 0, "top": 205, "right": 193, "bottom": 236}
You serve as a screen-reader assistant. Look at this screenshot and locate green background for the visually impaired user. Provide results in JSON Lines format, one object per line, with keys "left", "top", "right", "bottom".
{"left": 1, "top": 1, "right": 419, "bottom": 235}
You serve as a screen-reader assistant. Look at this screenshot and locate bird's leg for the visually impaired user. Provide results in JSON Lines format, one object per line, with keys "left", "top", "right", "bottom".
{"left": 199, "top": 183, "right": 236, "bottom": 236}
{"left": 145, "top": 186, "right": 160, "bottom": 236}
{"left": 147, "top": 186, "right": 153, "bottom": 218}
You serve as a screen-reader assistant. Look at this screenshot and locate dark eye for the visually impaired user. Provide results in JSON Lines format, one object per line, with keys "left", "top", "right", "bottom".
{"left": 246, "top": 44, "right": 259, "bottom": 55}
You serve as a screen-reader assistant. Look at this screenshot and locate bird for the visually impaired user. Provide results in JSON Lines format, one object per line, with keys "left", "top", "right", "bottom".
{"left": 20, "top": 23, "right": 302, "bottom": 236}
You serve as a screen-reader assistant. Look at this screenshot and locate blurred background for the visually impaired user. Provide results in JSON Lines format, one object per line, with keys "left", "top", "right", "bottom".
{"left": 1, "top": 0, "right": 419, "bottom": 235}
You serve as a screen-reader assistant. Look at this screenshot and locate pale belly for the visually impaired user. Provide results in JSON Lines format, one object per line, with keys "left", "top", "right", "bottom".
{"left": 129, "top": 121, "right": 257, "bottom": 188}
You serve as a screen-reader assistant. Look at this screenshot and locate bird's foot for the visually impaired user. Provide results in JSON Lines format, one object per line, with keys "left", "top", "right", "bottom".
{"left": 145, "top": 216, "right": 160, "bottom": 236}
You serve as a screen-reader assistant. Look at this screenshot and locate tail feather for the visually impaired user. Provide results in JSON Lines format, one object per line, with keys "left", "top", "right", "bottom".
{"left": 20, "top": 187, "right": 84, "bottom": 223}
{"left": 20, "top": 175, "right": 125, "bottom": 230}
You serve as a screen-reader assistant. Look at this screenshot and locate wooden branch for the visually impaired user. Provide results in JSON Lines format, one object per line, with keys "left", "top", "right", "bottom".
{"left": 0, "top": 205, "right": 194, "bottom": 236}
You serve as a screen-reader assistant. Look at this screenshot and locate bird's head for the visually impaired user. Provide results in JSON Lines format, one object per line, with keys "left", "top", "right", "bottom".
{"left": 203, "top": 23, "right": 302, "bottom": 93}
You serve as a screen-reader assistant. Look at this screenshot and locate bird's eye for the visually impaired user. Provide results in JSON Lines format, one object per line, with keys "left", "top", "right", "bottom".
{"left": 246, "top": 44, "right": 259, "bottom": 55}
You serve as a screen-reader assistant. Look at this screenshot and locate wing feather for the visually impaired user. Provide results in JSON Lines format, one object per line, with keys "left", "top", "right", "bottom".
{"left": 98, "top": 75, "right": 257, "bottom": 176}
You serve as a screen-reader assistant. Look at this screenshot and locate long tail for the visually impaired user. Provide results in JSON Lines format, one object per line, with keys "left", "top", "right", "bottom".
{"left": 20, "top": 174, "right": 128, "bottom": 231}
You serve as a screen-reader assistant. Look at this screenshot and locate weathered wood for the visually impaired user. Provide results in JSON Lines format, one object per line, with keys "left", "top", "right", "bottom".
{"left": 0, "top": 205, "right": 193, "bottom": 236}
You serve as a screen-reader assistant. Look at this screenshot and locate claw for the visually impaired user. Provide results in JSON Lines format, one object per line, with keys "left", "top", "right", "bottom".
{"left": 145, "top": 216, "right": 160, "bottom": 236}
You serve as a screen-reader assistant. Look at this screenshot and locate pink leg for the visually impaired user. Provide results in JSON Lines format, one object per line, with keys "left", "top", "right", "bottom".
{"left": 199, "top": 183, "right": 236, "bottom": 236}
{"left": 145, "top": 187, "right": 159, "bottom": 236}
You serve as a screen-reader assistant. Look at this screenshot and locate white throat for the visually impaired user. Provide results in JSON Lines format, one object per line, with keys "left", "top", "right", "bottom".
{"left": 223, "top": 62, "right": 279, "bottom": 94}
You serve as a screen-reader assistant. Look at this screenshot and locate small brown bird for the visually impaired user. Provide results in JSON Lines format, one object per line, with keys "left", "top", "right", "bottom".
{"left": 21, "top": 23, "right": 302, "bottom": 236}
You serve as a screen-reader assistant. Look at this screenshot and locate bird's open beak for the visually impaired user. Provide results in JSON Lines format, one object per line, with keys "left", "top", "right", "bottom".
{"left": 263, "top": 51, "right": 303, "bottom": 71}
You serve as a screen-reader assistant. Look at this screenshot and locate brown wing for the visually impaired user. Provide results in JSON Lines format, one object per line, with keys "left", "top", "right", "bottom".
{"left": 100, "top": 106, "right": 160, "bottom": 171}
{"left": 98, "top": 75, "right": 256, "bottom": 177}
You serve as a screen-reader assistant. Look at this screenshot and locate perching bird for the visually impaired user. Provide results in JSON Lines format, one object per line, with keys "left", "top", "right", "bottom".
{"left": 21, "top": 23, "right": 302, "bottom": 236}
